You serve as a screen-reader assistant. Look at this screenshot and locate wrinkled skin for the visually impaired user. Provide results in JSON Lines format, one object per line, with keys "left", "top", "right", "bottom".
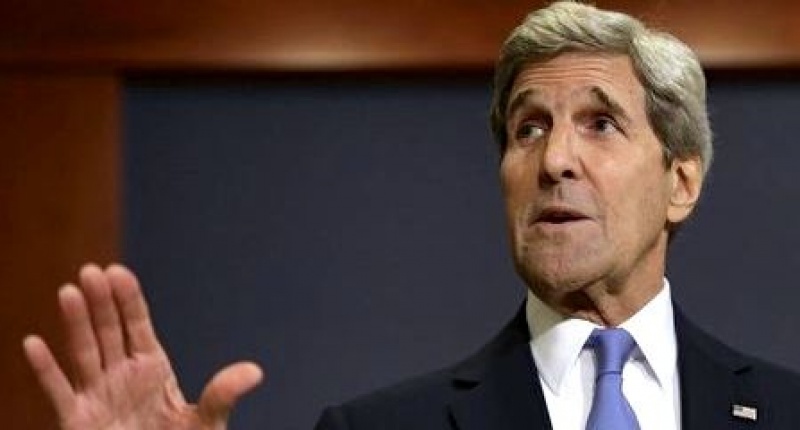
{"left": 500, "top": 52, "right": 703, "bottom": 325}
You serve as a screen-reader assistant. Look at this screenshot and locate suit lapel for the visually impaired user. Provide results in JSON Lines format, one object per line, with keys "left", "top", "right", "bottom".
{"left": 675, "top": 307, "right": 758, "bottom": 429}
{"left": 447, "top": 306, "right": 552, "bottom": 430}
{"left": 446, "top": 302, "right": 763, "bottom": 430}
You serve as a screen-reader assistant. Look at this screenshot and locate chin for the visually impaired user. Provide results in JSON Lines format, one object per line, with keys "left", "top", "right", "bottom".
{"left": 514, "top": 248, "right": 608, "bottom": 299}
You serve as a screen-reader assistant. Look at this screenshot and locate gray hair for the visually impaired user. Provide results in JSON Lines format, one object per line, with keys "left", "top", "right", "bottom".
{"left": 489, "top": 1, "right": 713, "bottom": 174}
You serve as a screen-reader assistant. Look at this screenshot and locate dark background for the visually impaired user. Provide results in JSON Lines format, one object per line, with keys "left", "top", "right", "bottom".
{"left": 123, "top": 75, "right": 800, "bottom": 429}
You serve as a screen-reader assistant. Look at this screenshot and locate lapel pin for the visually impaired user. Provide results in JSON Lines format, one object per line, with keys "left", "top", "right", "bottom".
{"left": 732, "top": 404, "right": 758, "bottom": 421}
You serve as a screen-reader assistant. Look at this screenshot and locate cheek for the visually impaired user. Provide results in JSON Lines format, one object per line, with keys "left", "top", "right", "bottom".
{"left": 604, "top": 168, "right": 671, "bottom": 241}
{"left": 500, "top": 154, "right": 537, "bottom": 218}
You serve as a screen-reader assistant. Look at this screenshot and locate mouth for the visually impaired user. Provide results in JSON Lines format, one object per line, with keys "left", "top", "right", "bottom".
{"left": 532, "top": 207, "right": 590, "bottom": 225}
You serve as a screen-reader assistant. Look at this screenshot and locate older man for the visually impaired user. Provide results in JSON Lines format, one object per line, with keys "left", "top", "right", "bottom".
{"left": 23, "top": 1, "right": 800, "bottom": 429}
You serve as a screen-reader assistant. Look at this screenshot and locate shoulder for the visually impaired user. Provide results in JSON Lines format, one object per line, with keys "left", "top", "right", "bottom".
{"left": 675, "top": 307, "right": 800, "bottom": 425}
{"left": 677, "top": 307, "right": 800, "bottom": 388}
{"left": 745, "top": 354, "right": 800, "bottom": 402}
{"left": 314, "top": 304, "right": 532, "bottom": 430}
{"left": 729, "top": 346, "right": 800, "bottom": 425}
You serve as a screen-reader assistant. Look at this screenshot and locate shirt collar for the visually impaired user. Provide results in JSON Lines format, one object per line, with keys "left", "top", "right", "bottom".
{"left": 619, "top": 279, "right": 677, "bottom": 391}
{"left": 526, "top": 279, "right": 677, "bottom": 395}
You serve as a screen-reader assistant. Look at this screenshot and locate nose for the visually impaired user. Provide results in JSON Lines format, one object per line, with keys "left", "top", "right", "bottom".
{"left": 539, "top": 122, "right": 579, "bottom": 184}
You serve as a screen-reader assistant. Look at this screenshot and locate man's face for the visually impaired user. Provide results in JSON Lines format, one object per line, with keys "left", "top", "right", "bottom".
{"left": 500, "top": 52, "right": 700, "bottom": 311}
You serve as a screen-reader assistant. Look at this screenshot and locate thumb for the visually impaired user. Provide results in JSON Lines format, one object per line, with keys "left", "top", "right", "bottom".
{"left": 197, "top": 361, "right": 264, "bottom": 427}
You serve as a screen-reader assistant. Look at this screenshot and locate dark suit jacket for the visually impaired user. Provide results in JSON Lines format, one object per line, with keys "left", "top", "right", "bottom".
{"left": 314, "top": 304, "right": 800, "bottom": 429}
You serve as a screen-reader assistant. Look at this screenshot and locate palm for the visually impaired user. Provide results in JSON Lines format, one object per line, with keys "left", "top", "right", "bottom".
{"left": 23, "top": 264, "right": 262, "bottom": 430}
{"left": 64, "top": 352, "right": 183, "bottom": 429}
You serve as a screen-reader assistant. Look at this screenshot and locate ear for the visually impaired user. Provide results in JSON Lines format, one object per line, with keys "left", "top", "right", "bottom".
{"left": 667, "top": 156, "right": 703, "bottom": 224}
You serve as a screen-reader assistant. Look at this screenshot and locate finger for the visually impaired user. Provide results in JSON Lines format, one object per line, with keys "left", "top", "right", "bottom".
{"left": 59, "top": 284, "right": 103, "bottom": 384}
{"left": 22, "top": 335, "right": 77, "bottom": 418}
{"left": 79, "top": 264, "right": 127, "bottom": 367}
{"left": 197, "top": 361, "right": 264, "bottom": 426}
{"left": 106, "top": 264, "right": 163, "bottom": 354}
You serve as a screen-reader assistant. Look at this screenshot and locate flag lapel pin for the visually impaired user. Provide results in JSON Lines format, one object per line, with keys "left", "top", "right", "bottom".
{"left": 732, "top": 404, "right": 757, "bottom": 421}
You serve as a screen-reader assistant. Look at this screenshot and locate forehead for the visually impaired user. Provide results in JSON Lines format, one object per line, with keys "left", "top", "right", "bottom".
{"left": 508, "top": 52, "right": 646, "bottom": 112}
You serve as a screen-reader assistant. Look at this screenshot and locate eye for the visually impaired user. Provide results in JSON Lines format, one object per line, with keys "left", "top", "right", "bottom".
{"left": 588, "top": 115, "right": 619, "bottom": 134}
{"left": 514, "top": 122, "right": 547, "bottom": 143}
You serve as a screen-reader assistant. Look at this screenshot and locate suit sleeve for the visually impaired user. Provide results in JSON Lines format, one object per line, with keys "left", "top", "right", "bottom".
{"left": 314, "top": 406, "right": 351, "bottom": 430}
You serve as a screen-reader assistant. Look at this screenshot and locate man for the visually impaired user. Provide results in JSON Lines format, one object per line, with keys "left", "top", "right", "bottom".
{"left": 23, "top": 1, "right": 800, "bottom": 429}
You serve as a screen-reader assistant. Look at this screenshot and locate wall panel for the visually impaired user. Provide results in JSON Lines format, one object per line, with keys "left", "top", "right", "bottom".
{"left": 0, "top": 73, "right": 119, "bottom": 428}
{"left": 2, "top": 1, "right": 800, "bottom": 71}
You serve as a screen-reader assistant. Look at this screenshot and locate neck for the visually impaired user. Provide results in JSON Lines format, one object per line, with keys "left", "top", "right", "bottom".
{"left": 567, "top": 278, "right": 664, "bottom": 326}
{"left": 536, "top": 236, "right": 668, "bottom": 326}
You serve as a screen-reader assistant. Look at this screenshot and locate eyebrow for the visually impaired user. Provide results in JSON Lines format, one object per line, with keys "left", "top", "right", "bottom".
{"left": 506, "top": 88, "right": 542, "bottom": 121}
{"left": 505, "top": 85, "right": 633, "bottom": 125}
{"left": 588, "top": 86, "right": 632, "bottom": 125}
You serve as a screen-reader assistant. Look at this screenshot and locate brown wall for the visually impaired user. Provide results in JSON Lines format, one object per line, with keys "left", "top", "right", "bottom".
{"left": 4, "top": 0, "right": 800, "bottom": 70}
{"left": 0, "top": 73, "right": 120, "bottom": 428}
{"left": 2, "top": 1, "right": 799, "bottom": 427}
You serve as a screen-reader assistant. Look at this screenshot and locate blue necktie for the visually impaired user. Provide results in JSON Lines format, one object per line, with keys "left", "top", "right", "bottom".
{"left": 585, "top": 328, "right": 640, "bottom": 430}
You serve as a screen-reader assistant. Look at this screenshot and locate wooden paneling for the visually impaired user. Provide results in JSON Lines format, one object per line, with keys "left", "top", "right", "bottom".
{"left": 1, "top": 0, "right": 800, "bottom": 71}
{"left": 0, "top": 73, "right": 120, "bottom": 428}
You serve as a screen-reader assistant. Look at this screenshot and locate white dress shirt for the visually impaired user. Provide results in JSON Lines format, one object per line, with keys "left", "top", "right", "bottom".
{"left": 527, "top": 279, "right": 681, "bottom": 430}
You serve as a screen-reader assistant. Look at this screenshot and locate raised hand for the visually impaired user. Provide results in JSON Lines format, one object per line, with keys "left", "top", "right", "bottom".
{"left": 22, "top": 264, "right": 263, "bottom": 430}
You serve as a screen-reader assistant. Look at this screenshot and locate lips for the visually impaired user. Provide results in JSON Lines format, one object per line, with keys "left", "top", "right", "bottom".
{"left": 533, "top": 206, "right": 590, "bottom": 224}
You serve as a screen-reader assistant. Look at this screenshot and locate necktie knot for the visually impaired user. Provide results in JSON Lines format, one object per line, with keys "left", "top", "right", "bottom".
{"left": 589, "top": 328, "right": 636, "bottom": 376}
